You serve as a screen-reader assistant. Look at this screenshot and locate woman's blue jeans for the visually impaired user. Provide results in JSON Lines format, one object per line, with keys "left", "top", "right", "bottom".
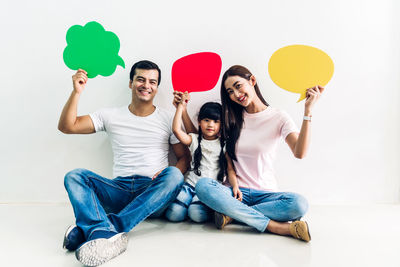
{"left": 64, "top": 166, "right": 184, "bottom": 239}
{"left": 195, "top": 178, "right": 309, "bottom": 232}
{"left": 165, "top": 183, "right": 212, "bottom": 223}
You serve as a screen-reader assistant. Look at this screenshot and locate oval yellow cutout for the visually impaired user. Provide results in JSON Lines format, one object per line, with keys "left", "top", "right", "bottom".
{"left": 268, "top": 45, "right": 334, "bottom": 102}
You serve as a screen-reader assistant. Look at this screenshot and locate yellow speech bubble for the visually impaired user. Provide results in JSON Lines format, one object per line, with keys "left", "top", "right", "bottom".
{"left": 268, "top": 45, "right": 334, "bottom": 102}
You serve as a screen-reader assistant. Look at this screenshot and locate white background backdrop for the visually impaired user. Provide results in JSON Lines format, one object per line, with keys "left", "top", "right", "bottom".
{"left": 0, "top": 0, "right": 399, "bottom": 204}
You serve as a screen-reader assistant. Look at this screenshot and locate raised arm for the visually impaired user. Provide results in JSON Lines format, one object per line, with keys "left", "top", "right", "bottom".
{"left": 58, "top": 69, "right": 95, "bottom": 134}
{"left": 286, "top": 85, "right": 323, "bottom": 159}
{"left": 173, "top": 91, "right": 197, "bottom": 134}
{"left": 172, "top": 103, "right": 193, "bottom": 146}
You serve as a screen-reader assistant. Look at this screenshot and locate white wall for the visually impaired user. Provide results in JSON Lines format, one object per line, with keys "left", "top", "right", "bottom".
{"left": 0, "top": 0, "right": 399, "bottom": 204}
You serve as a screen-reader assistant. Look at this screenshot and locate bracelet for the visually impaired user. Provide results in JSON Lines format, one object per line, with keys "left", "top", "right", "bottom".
{"left": 303, "top": 115, "right": 312, "bottom": 121}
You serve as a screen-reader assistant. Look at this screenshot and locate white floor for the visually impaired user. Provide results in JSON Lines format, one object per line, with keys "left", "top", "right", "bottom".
{"left": 1, "top": 203, "right": 400, "bottom": 267}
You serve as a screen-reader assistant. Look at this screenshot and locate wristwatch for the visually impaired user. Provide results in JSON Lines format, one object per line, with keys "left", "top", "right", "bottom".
{"left": 303, "top": 115, "right": 312, "bottom": 121}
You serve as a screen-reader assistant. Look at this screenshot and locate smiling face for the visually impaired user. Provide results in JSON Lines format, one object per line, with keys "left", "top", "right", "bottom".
{"left": 224, "top": 75, "right": 257, "bottom": 107}
{"left": 129, "top": 69, "right": 159, "bottom": 103}
{"left": 199, "top": 118, "right": 221, "bottom": 140}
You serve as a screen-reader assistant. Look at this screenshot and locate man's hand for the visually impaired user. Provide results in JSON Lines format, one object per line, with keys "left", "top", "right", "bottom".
{"left": 72, "top": 69, "right": 88, "bottom": 94}
{"left": 152, "top": 169, "right": 164, "bottom": 180}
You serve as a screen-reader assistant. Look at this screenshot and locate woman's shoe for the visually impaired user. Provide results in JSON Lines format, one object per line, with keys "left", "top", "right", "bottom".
{"left": 289, "top": 221, "right": 311, "bottom": 242}
{"left": 214, "top": 211, "right": 233, "bottom": 229}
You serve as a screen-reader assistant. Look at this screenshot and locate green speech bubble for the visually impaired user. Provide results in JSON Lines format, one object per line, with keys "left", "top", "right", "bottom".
{"left": 63, "top": 21, "right": 125, "bottom": 78}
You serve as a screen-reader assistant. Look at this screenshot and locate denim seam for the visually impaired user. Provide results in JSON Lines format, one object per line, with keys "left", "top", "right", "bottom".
{"left": 90, "top": 189, "right": 101, "bottom": 220}
{"left": 133, "top": 184, "right": 152, "bottom": 194}
{"left": 90, "top": 176, "right": 134, "bottom": 193}
{"left": 89, "top": 228, "right": 117, "bottom": 239}
{"left": 174, "top": 199, "right": 189, "bottom": 209}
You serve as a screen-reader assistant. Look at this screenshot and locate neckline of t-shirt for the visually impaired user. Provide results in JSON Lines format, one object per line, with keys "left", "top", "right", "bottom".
{"left": 125, "top": 105, "right": 158, "bottom": 119}
{"left": 192, "top": 133, "right": 220, "bottom": 143}
{"left": 243, "top": 106, "right": 274, "bottom": 118}
{"left": 201, "top": 136, "right": 220, "bottom": 143}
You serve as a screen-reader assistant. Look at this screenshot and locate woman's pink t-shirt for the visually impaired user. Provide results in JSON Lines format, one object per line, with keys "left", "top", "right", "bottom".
{"left": 230, "top": 107, "right": 299, "bottom": 191}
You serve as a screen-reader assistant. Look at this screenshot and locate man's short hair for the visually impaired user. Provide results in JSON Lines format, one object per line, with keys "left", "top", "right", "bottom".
{"left": 129, "top": 60, "right": 161, "bottom": 85}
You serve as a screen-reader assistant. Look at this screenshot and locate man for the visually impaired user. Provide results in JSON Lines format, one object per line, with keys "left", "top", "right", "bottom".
{"left": 58, "top": 60, "right": 190, "bottom": 266}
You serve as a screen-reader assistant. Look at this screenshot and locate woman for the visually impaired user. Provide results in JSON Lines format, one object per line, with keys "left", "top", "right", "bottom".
{"left": 195, "top": 65, "right": 323, "bottom": 241}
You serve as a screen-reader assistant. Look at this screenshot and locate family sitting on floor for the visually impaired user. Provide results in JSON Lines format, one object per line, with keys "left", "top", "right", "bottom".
{"left": 59, "top": 60, "right": 322, "bottom": 266}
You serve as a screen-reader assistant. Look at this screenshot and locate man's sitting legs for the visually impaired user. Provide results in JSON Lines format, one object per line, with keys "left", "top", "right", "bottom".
{"left": 108, "top": 166, "right": 184, "bottom": 232}
{"left": 63, "top": 166, "right": 183, "bottom": 265}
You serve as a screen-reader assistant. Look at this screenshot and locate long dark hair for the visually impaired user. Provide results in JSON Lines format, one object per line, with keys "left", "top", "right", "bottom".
{"left": 192, "top": 102, "right": 226, "bottom": 182}
{"left": 220, "top": 65, "right": 269, "bottom": 161}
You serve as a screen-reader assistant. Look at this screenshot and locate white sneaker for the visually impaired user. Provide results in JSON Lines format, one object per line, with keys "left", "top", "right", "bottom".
{"left": 75, "top": 233, "right": 128, "bottom": 266}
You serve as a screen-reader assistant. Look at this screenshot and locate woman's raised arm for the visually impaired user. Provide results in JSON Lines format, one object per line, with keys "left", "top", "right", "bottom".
{"left": 286, "top": 85, "right": 323, "bottom": 159}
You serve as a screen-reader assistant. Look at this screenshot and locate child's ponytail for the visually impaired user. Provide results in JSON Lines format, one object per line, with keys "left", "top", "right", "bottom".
{"left": 192, "top": 132, "right": 203, "bottom": 176}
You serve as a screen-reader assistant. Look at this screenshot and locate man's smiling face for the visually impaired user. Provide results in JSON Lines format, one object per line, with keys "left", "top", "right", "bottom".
{"left": 129, "top": 69, "right": 159, "bottom": 103}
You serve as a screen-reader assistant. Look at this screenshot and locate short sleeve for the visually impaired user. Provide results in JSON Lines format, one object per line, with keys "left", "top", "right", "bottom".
{"left": 279, "top": 111, "right": 299, "bottom": 140}
{"left": 89, "top": 109, "right": 107, "bottom": 132}
{"left": 188, "top": 133, "right": 199, "bottom": 154}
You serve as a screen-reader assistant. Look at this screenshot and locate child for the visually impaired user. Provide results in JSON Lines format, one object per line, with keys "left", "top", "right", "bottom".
{"left": 165, "top": 91, "right": 242, "bottom": 223}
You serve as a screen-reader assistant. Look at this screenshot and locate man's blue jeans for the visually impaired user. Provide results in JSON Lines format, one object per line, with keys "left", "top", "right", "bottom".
{"left": 165, "top": 183, "right": 212, "bottom": 223}
{"left": 195, "top": 178, "right": 308, "bottom": 232}
{"left": 64, "top": 166, "right": 184, "bottom": 239}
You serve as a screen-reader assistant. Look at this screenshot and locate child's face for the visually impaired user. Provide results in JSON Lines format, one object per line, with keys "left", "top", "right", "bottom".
{"left": 199, "top": 118, "right": 221, "bottom": 140}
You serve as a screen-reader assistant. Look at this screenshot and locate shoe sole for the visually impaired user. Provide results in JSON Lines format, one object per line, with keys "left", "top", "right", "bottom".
{"left": 75, "top": 233, "right": 128, "bottom": 266}
{"left": 63, "top": 225, "right": 77, "bottom": 250}
{"left": 304, "top": 221, "right": 311, "bottom": 242}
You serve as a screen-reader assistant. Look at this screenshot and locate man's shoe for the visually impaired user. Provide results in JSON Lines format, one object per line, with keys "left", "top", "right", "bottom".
{"left": 289, "top": 221, "right": 311, "bottom": 242}
{"left": 63, "top": 225, "right": 85, "bottom": 251}
{"left": 75, "top": 232, "right": 128, "bottom": 266}
{"left": 214, "top": 211, "right": 233, "bottom": 229}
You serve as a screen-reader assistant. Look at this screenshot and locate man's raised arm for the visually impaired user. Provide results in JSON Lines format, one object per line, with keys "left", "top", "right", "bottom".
{"left": 58, "top": 69, "right": 95, "bottom": 134}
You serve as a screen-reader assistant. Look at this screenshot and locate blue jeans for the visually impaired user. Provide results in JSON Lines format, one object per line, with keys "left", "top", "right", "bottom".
{"left": 195, "top": 178, "right": 308, "bottom": 232}
{"left": 165, "top": 183, "right": 212, "bottom": 223}
{"left": 64, "top": 166, "right": 184, "bottom": 239}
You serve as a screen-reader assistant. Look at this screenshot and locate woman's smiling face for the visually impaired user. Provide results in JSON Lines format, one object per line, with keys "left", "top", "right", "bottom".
{"left": 224, "top": 75, "right": 257, "bottom": 107}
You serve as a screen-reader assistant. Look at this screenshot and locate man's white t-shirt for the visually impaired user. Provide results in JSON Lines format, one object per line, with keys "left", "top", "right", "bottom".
{"left": 89, "top": 105, "right": 179, "bottom": 178}
{"left": 185, "top": 133, "right": 222, "bottom": 187}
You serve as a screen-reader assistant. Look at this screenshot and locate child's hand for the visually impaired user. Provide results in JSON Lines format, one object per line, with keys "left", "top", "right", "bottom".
{"left": 233, "top": 186, "right": 243, "bottom": 201}
{"left": 172, "top": 91, "right": 182, "bottom": 108}
{"left": 172, "top": 91, "right": 190, "bottom": 108}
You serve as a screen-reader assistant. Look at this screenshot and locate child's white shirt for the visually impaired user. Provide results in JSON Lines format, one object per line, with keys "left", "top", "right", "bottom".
{"left": 186, "top": 133, "right": 223, "bottom": 186}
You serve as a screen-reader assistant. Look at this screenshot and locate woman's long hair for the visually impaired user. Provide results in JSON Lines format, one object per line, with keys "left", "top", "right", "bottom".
{"left": 193, "top": 102, "right": 226, "bottom": 182}
{"left": 220, "top": 65, "right": 269, "bottom": 161}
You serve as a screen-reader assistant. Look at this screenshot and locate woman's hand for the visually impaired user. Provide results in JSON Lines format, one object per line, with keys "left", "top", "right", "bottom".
{"left": 232, "top": 186, "right": 243, "bottom": 201}
{"left": 304, "top": 85, "right": 324, "bottom": 115}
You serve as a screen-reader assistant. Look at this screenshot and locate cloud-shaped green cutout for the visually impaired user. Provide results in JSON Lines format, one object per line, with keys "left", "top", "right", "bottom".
{"left": 63, "top": 21, "right": 125, "bottom": 78}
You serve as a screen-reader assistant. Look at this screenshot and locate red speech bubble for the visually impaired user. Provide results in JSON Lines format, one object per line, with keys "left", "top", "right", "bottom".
{"left": 171, "top": 52, "right": 222, "bottom": 93}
